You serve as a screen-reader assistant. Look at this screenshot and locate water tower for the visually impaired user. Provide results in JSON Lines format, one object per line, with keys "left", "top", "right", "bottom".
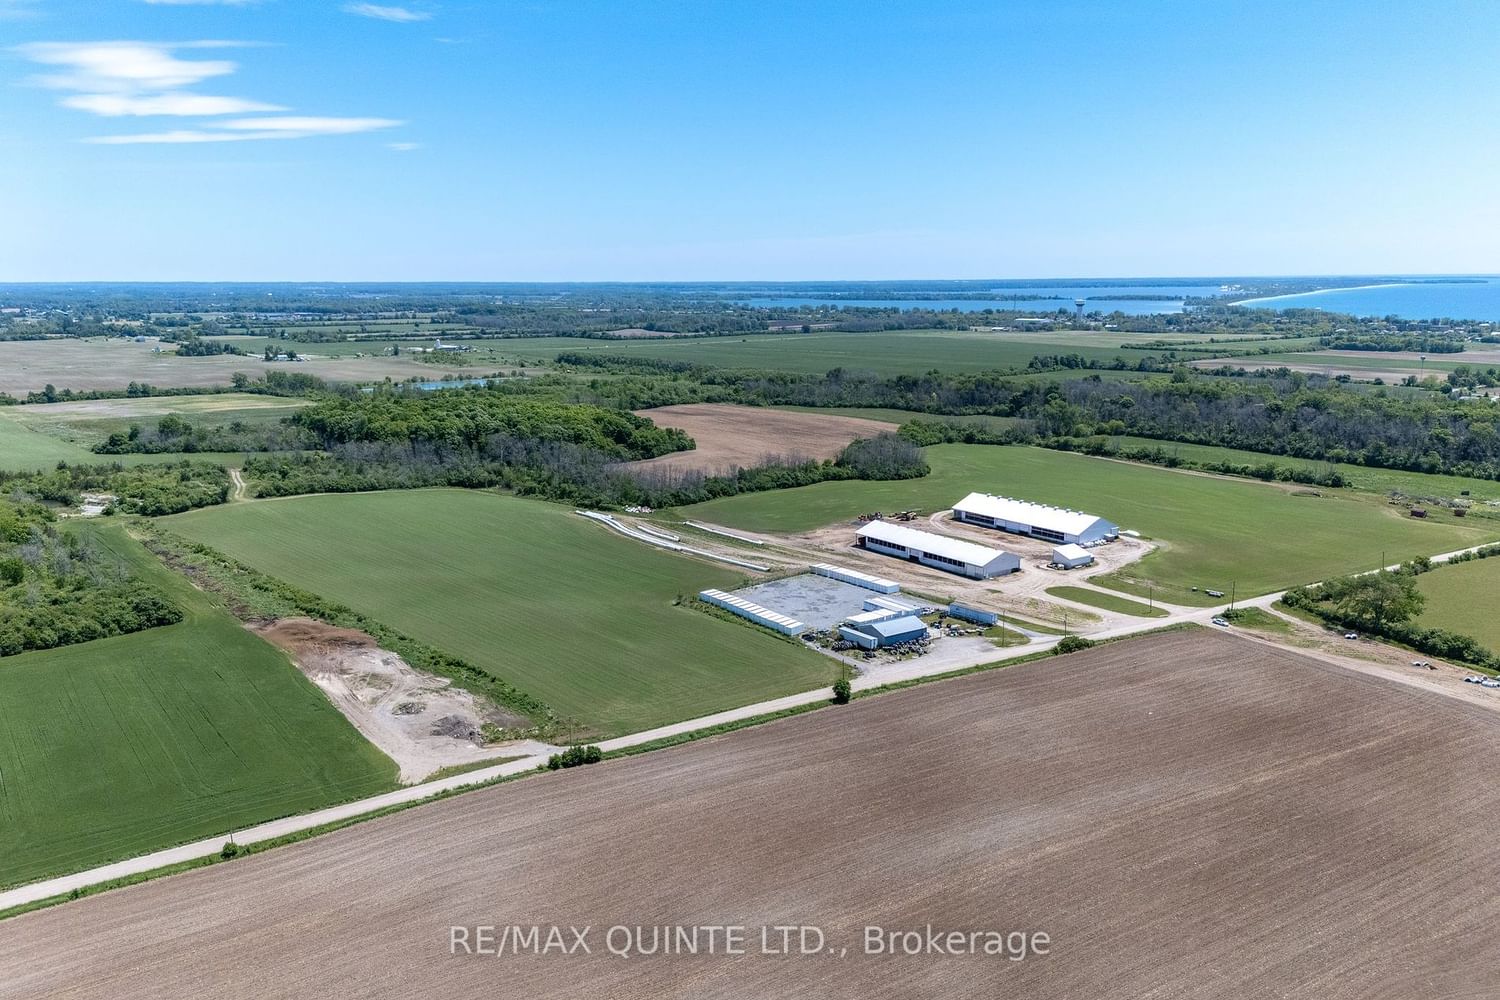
{"left": 1074, "top": 298, "right": 1086, "bottom": 321}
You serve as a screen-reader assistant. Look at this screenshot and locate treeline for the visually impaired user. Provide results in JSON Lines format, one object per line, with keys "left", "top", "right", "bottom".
{"left": 1318, "top": 333, "right": 1465, "bottom": 353}
{"left": 0, "top": 462, "right": 230, "bottom": 516}
{"left": 94, "top": 414, "right": 314, "bottom": 455}
{"left": 1283, "top": 554, "right": 1500, "bottom": 667}
{"left": 290, "top": 389, "right": 693, "bottom": 460}
{"left": 174, "top": 337, "right": 247, "bottom": 357}
{"left": 0, "top": 501, "right": 182, "bottom": 656}
{"left": 243, "top": 431, "right": 927, "bottom": 510}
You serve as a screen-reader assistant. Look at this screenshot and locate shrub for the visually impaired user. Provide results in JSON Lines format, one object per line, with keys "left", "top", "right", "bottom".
{"left": 831, "top": 678, "right": 852, "bottom": 704}
{"left": 1054, "top": 635, "right": 1096, "bottom": 655}
{"left": 547, "top": 744, "right": 604, "bottom": 770}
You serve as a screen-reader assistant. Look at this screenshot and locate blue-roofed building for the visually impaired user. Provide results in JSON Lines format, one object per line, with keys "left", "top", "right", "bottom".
{"left": 838, "top": 613, "right": 929, "bottom": 650}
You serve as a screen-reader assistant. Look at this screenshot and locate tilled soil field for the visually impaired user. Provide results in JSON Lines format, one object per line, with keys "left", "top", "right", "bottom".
{"left": 629, "top": 403, "right": 897, "bottom": 476}
{"left": 5, "top": 630, "right": 1500, "bottom": 999}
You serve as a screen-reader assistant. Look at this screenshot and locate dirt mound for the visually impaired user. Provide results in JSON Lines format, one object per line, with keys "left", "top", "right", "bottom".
{"left": 628, "top": 403, "right": 898, "bottom": 477}
{"left": 251, "top": 617, "right": 528, "bottom": 783}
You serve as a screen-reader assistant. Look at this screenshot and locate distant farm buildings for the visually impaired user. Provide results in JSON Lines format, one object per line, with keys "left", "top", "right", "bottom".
{"left": 952, "top": 493, "right": 1118, "bottom": 545}
{"left": 855, "top": 520, "right": 1020, "bottom": 579}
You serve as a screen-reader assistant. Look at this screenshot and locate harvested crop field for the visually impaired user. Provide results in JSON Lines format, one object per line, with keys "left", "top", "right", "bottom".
{"left": 0, "top": 338, "right": 472, "bottom": 395}
{"left": 630, "top": 402, "right": 897, "bottom": 476}
{"left": 9, "top": 630, "right": 1500, "bottom": 998}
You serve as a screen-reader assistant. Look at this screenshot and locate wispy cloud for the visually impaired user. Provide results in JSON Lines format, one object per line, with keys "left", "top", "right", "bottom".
{"left": 87, "top": 116, "right": 402, "bottom": 143}
{"left": 16, "top": 39, "right": 407, "bottom": 144}
{"left": 343, "top": 3, "right": 431, "bottom": 22}
{"left": 387, "top": 141, "right": 421, "bottom": 151}
{"left": 18, "top": 41, "right": 240, "bottom": 94}
{"left": 0, "top": 0, "right": 41, "bottom": 20}
{"left": 62, "top": 92, "right": 285, "bottom": 116}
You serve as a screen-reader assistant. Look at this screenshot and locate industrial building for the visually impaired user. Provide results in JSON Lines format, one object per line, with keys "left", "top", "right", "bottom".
{"left": 1051, "top": 543, "right": 1095, "bottom": 569}
{"left": 854, "top": 520, "right": 1020, "bottom": 579}
{"left": 838, "top": 613, "right": 929, "bottom": 650}
{"left": 951, "top": 493, "right": 1118, "bottom": 545}
{"left": 698, "top": 589, "right": 806, "bottom": 635}
{"left": 810, "top": 563, "right": 901, "bottom": 594}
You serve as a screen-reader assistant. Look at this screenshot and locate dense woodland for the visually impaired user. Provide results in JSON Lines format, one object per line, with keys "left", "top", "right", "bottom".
{"left": 0, "top": 501, "right": 181, "bottom": 656}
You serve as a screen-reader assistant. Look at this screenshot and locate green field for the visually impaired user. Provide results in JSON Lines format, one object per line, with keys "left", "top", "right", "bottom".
{"left": 679, "top": 445, "right": 1500, "bottom": 603}
{"left": 1045, "top": 586, "right": 1169, "bottom": 617}
{"left": 1105, "top": 436, "right": 1500, "bottom": 501}
{"left": 0, "top": 523, "right": 396, "bottom": 889}
{"left": 1415, "top": 558, "right": 1500, "bottom": 650}
{"left": 494, "top": 329, "right": 1207, "bottom": 376}
{"left": 165, "top": 490, "right": 837, "bottom": 736}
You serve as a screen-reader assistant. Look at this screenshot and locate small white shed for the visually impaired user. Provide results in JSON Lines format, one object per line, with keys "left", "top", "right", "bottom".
{"left": 1051, "top": 543, "right": 1095, "bottom": 569}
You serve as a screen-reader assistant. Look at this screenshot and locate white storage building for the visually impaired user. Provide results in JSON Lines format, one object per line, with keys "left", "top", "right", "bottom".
{"left": 854, "top": 520, "right": 1020, "bottom": 579}
{"left": 1051, "top": 543, "right": 1095, "bottom": 569}
{"left": 952, "top": 493, "right": 1118, "bottom": 545}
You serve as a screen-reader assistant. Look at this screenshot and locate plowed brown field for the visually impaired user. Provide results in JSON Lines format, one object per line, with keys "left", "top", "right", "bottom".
{"left": 629, "top": 403, "right": 897, "bottom": 476}
{"left": 5, "top": 630, "right": 1500, "bottom": 999}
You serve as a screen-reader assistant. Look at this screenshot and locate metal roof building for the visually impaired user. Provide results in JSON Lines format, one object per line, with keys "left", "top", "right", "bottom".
{"left": 952, "top": 493, "right": 1118, "bottom": 545}
{"left": 855, "top": 520, "right": 1020, "bottom": 579}
{"left": 839, "top": 613, "right": 929, "bottom": 650}
{"left": 1051, "top": 543, "right": 1095, "bottom": 569}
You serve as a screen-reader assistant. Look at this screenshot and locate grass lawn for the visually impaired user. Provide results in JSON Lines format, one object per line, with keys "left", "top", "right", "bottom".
{"left": 0, "top": 523, "right": 396, "bottom": 889}
{"left": 1415, "top": 558, "right": 1500, "bottom": 650}
{"left": 1106, "top": 436, "right": 1500, "bottom": 502}
{"left": 679, "top": 445, "right": 1500, "bottom": 604}
{"left": 500, "top": 329, "right": 1187, "bottom": 376}
{"left": 1045, "top": 586, "right": 1169, "bottom": 617}
{"left": 164, "top": 490, "right": 837, "bottom": 737}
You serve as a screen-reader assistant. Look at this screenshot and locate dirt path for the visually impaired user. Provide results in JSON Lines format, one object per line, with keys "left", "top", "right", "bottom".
{"left": 228, "top": 467, "right": 248, "bottom": 501}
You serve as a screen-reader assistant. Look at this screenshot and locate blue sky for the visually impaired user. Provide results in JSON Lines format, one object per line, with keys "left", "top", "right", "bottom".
{"left": 1, "top": 0, "right": 1497, "bottom": 280}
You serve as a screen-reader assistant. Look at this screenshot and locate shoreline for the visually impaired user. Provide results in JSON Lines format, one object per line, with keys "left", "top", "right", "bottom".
{"left": 1229, "top": 281, "right": 1417, "bottom": 307}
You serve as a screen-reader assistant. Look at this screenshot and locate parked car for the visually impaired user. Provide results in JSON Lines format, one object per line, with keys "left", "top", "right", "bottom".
{"left": 1481, "top": 679, "right": 1500, "bottom": 689}
{"left": 1211, "top": 617, "right": 1229, "bottom": 627}
{"left": 1464, "top": 676, "right": 1483, "bottom": 684}
{"left": 1343, "top": 632, "right": 1359, "bottom": 640}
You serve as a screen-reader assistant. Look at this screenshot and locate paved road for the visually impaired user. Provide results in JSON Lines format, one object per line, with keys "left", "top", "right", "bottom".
{"left": 0, "top": 539, "right": 1488, "bottom": 914}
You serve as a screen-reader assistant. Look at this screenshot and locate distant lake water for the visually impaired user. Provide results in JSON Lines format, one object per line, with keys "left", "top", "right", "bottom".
{"left": 1236, "top": 278, "right": 1500, "bottom": 321}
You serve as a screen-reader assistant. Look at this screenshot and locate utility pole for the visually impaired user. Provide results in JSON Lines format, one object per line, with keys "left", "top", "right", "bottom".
{"left": 1229, "top": 581, "right": 1236, "bottom": 611}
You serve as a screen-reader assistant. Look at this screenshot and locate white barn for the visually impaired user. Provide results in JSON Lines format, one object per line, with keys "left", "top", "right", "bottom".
{"left": 1051, "top": 543, "right": 1095, "bottom": 569}
{"left": 855, "top": 520, "right": 1020, "bottom": 579}
{"left": 952, "top": 493, "right": 1118, "bottom": 545}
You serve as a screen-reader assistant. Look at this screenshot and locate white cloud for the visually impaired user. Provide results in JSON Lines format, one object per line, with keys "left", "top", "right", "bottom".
{"left": 387, "top": 141, "right": 421, "bottom": 151}
{"left": 343, "top": 3, "right": 431, "bottom": 22}
{"left": 17, "top": 39, "right": 407, "bottom": 145}
{"left": 62, "top": 92, "right": 285, "bottom": 116}
{"left": 87, "top": 116, "right": 402, "bottom": 143}
{"left": 17, "top": 40, "right": 239, "bottom": 92}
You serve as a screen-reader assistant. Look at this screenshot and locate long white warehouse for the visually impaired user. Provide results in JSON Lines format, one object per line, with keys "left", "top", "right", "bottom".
{"left": 951, "top": 493, "right": 1118, "bottom": 545}
{"left": 854, "top": 520, "right": 1020, "bottom": 579}
{"left": 698, "top": 589, "right": 806, "bottom": 635}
